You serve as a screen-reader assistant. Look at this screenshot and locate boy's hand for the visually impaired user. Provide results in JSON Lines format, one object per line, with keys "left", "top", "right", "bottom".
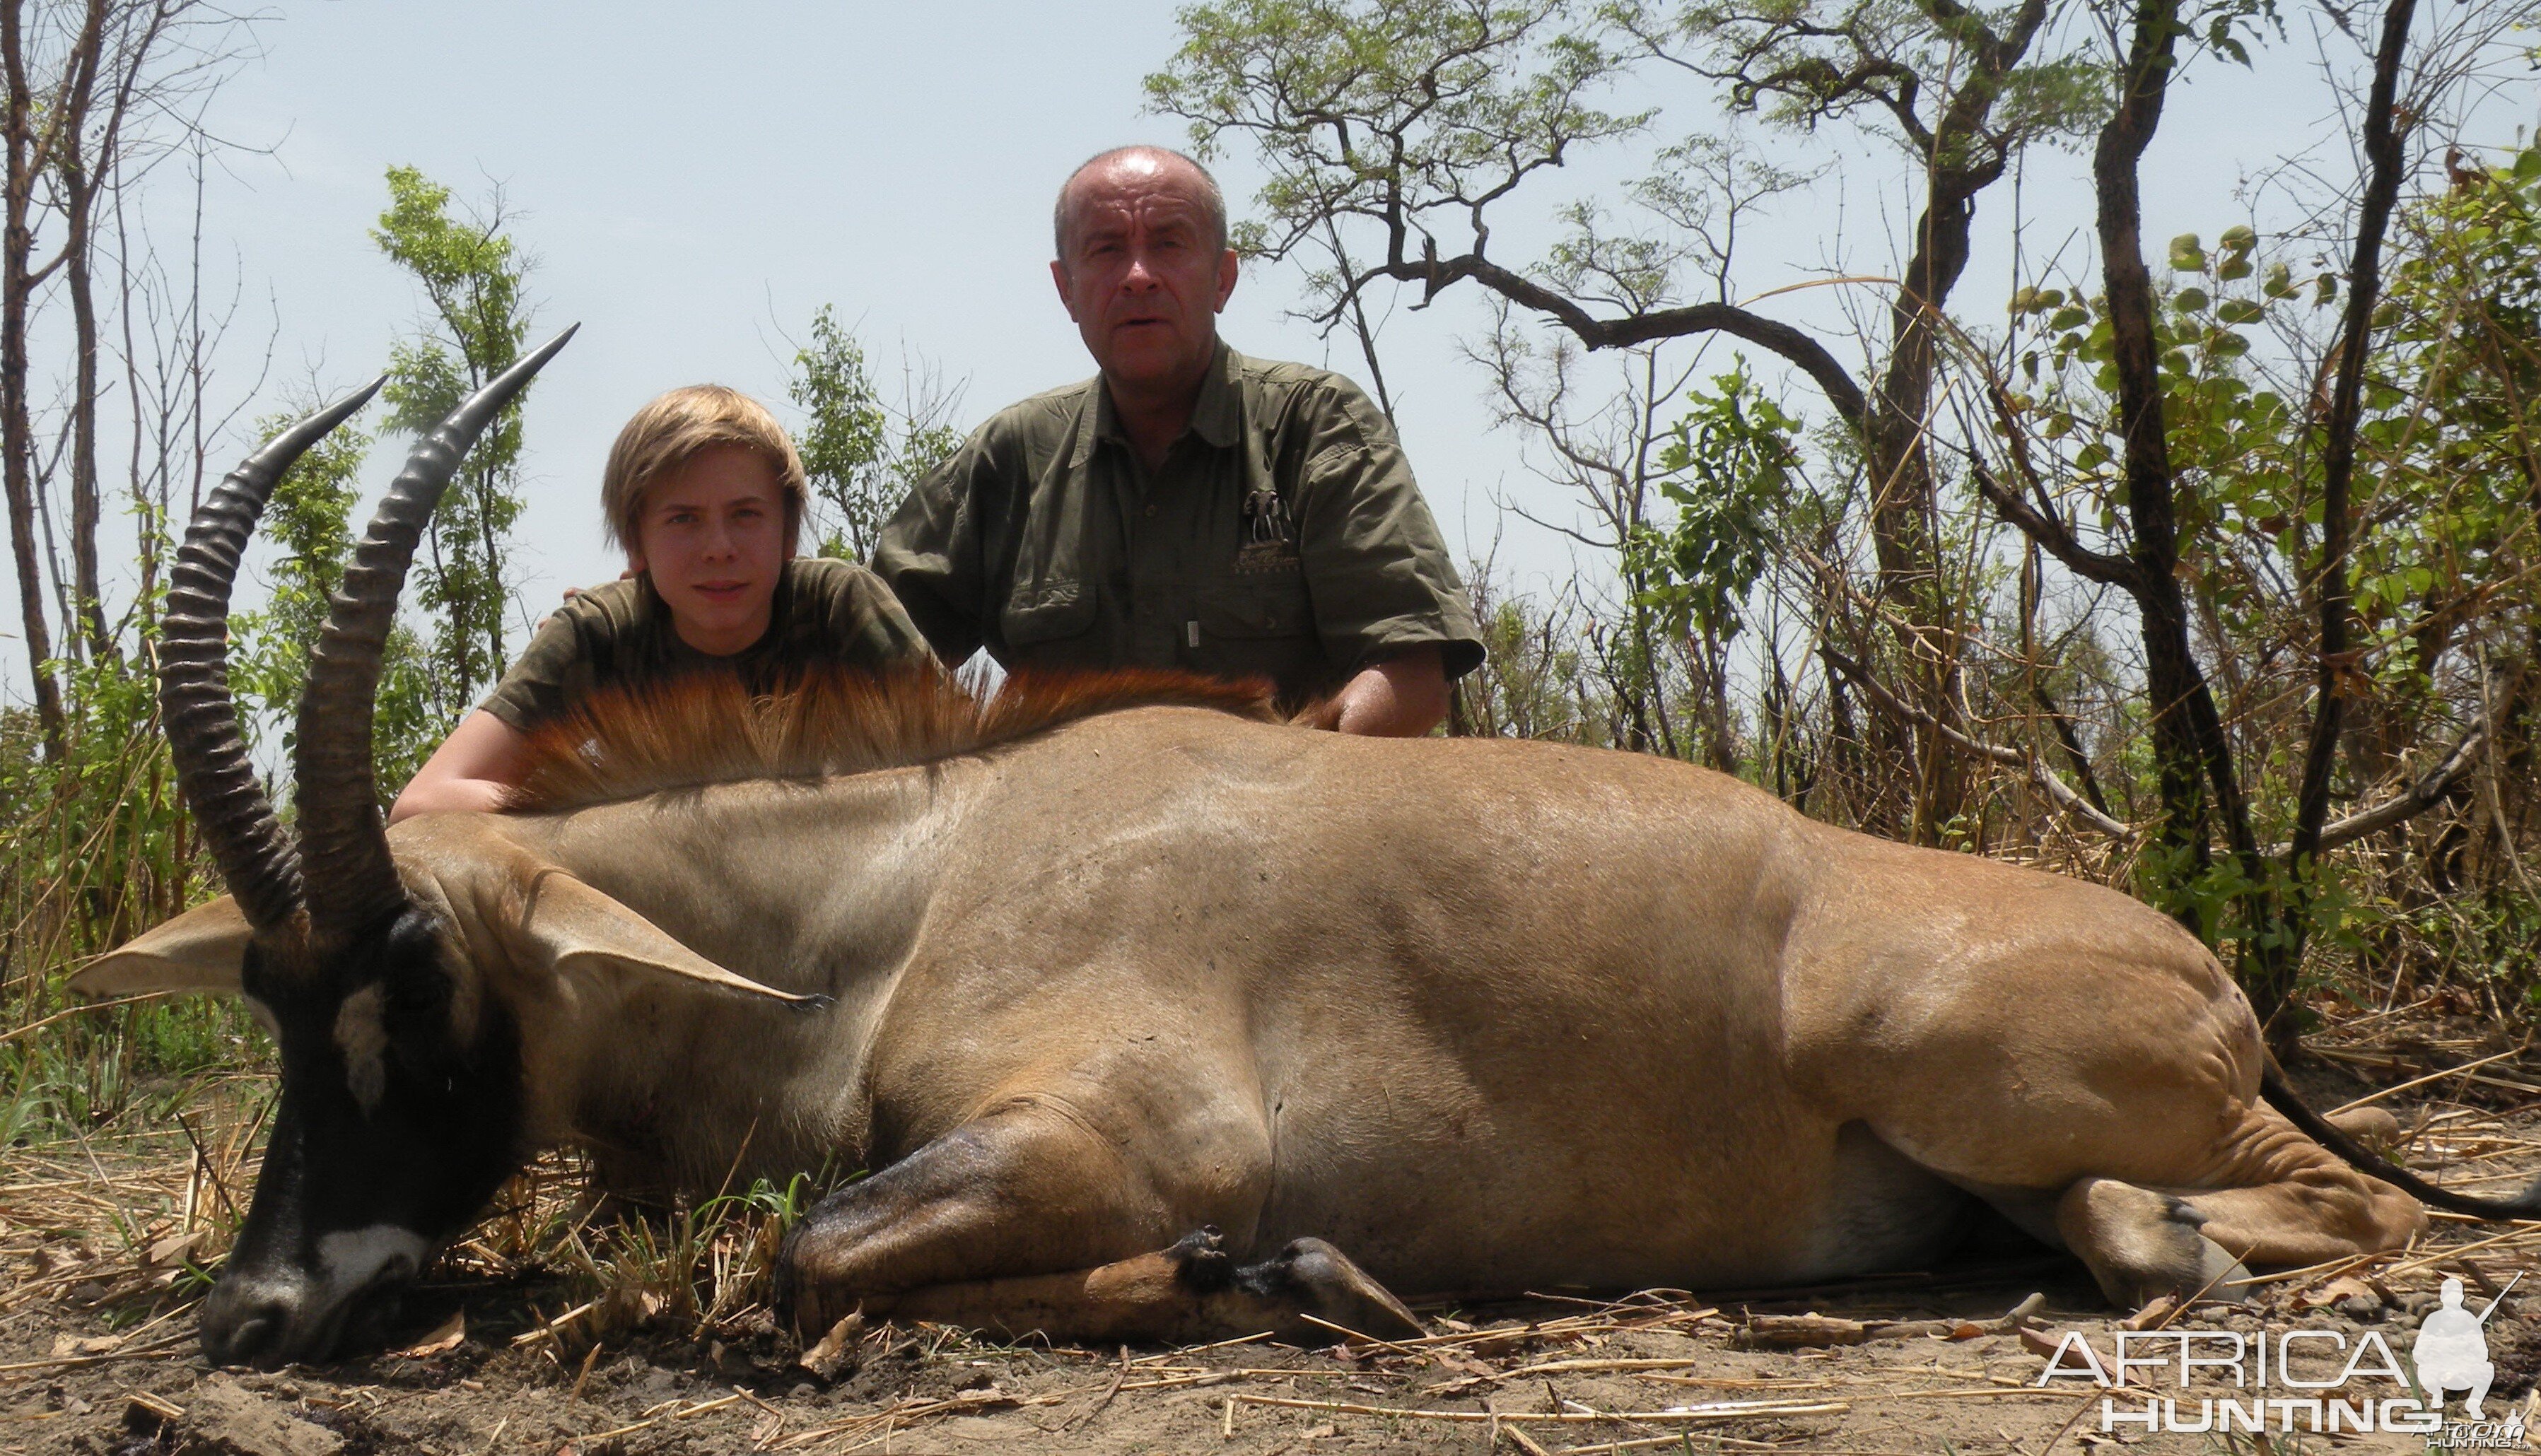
{"left": 388, "top": 710, "right": 537, "bottom": 823}
{"left": 545, "top": 568, "right": 638, "bottom": 627}
{"left": 558, "top": 566, "right": 638, "bottom": 603}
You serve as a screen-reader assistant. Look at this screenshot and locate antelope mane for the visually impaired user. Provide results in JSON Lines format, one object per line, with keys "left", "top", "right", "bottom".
{"left": 502, "top": 663, "right": 1278, "bottom": 814}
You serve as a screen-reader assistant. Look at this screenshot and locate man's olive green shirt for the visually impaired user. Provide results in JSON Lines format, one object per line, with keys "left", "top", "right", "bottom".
{"left": 875, "top": 343, "right": 1482, "bottom": 708}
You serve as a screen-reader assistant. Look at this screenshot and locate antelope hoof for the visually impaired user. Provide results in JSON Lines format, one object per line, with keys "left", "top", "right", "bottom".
{"left": 1246, "top": 1236, "right": 1423, "bottom": 1343}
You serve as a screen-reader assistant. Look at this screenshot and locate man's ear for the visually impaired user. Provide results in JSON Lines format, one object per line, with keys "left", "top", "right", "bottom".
{"left": 515, "top": 869, "right": 815, "bottom": 1006}
{"left": 1051, "top": 258, "right": 1081, "bottom": 322}
{"left": 70, "top": 896, "right": 253, "bottom": 997}
{"left": 1214, "top": 245, "right": 1239, "bottom": 310}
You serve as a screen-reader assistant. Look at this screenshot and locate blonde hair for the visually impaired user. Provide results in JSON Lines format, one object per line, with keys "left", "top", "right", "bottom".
{"left": 601, "top": 384, "right": 807, "bottom": 554}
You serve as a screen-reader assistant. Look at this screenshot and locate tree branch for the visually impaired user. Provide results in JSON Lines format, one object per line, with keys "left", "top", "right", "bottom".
{"left": 2266, "top": 710, "right": 2488, "bottom": 857}
{"left": 1820, "top": 642, "right": 2136, "bottom": 840}
{"left": 2288, "top": 0, "right": 2417, "bottom": 872}
{"left": 1967, "top": 457, "right": 2141, "bottom": 589}
{"left": 1367, "top": 249, "right": 1871, "bottom": 428}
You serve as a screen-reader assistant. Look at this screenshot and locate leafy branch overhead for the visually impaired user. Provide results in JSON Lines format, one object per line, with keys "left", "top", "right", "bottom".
{"left": 1628, "top": 361, "right": 1806, "bottom": 645}
{"left": 1155, "top": 0, "right": 2099, "bottom": 428}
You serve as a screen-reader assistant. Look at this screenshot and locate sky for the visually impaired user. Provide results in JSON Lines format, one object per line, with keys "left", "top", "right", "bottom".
{"left": 13, "top": 0, "right": 2536, "bottom": 686}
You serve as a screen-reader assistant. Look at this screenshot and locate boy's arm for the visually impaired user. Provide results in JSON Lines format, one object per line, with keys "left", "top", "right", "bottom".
{"left": 387, "top": 710, "right": 538, "bottom": 823}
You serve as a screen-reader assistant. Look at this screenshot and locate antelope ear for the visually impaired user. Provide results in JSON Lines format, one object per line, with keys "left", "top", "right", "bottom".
{"left": 70, "top": 896, "right": 253, "bottom": 997}
{"left": 515, "top": 870, "right": 815, "bottom": 1006}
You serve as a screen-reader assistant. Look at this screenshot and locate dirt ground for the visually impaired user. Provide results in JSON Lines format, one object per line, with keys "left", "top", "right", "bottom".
{"left": 6, "top": 1041, "right": 2541, "bottom": 1455}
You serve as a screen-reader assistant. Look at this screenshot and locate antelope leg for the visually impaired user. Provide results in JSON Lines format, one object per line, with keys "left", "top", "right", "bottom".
{"left": 775, "top": 1102, "right": 1415, "bottom": 1344}
{"left": 870, "top": 1228, "right": 1422, "bottom": 1345}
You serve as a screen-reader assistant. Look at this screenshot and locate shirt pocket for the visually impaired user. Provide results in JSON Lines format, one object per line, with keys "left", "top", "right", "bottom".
{"left": 1002, "top": 581, "right": 1098, "bottom": 647}
{"left": 1196, "top": 577, "right": 1312, "bottom": 640}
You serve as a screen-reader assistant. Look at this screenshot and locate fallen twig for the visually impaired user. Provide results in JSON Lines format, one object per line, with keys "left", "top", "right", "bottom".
{"left": 1061, "top": 1345, "right": 1130, "bottom": 1431}
{"left": 1736, "top": 1291, "right": 2045, "bottom": 1349}
{"left": 2323, "top": 1045, "right": 2533, "bottom": 1115}
{"left": 576, "top": 1392, "right": 744, "bottom": 1444}
{"left": 0, "top": 1331, "right": 194, "bottom": 1378}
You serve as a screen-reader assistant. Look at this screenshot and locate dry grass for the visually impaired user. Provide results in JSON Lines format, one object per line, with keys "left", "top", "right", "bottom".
{"left": 487, "top": 1157, "right": 826, "bottom": 1357}
{"left": 12, "top": 1007, "right": 2541, "bottom": 1454}
{"left": 0, "top": 1074, "right": 265, "bottom": 1338}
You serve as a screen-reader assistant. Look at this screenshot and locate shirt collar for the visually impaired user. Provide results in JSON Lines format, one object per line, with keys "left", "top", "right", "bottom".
{"left": 1082, "top": 339, "right": 1242, "bottom": 459}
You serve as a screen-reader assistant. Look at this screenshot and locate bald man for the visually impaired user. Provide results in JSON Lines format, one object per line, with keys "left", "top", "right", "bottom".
{"left": 873, "top": 146, "right": 1481, "bottom": 734}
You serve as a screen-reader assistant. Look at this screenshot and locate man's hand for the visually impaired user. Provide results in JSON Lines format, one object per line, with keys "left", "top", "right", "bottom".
{"left": 1300, "top": 646, "right": 1450, "bottom": 736}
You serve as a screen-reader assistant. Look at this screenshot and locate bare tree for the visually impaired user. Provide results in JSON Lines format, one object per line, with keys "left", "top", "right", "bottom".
{"left": 1, "top": 0, "right": 95, "bottom": 748}
{"left": 1, "top": 0, "right": 252, "bottom": 748}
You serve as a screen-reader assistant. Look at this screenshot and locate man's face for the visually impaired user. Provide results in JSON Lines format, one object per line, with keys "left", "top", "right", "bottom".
{"left": 628, "top": 444, "right": 791, "bottom": 655}
{"left": 1051, "top": 156, "right": 1238, "bottom": 399}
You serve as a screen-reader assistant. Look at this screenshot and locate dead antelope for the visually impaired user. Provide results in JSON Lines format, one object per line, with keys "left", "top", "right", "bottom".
{"left": 80, "top": 334, "right": 2533, "bottom": 1365}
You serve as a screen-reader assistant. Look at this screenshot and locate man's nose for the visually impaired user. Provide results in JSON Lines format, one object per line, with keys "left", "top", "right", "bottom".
{"left": 1121, "top": 248, "right": 1161, "bottom": 291}
{"left": 701, "top": 519, "right": 737, "bottom": 560}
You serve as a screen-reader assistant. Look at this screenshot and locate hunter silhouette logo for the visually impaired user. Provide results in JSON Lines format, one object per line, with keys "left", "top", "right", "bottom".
{"left": 2033, "top": 1269, "right": 2531, "bottom": 1443}
{"left": 2417, "top": 1274, "right": 2517, "bottom": 1420}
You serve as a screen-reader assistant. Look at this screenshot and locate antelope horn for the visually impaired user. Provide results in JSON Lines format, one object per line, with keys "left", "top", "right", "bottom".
{"left": 295, "top": 326, "right": 579, "bottom": 944}
{"left": 159, "top": 379, "right": 386, "bottom": 934}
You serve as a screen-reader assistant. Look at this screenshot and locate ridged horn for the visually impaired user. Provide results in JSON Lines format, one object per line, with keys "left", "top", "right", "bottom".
{"left": 293, "top": 327, "right": 578, "bottom": 943}
{"left": 159, "top": 379, "right": 386, "bottom": 934}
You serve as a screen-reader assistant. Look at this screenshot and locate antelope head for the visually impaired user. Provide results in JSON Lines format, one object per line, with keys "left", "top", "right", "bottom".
{"left": 73, "top": 331, "right": 807, "bottom": 1366}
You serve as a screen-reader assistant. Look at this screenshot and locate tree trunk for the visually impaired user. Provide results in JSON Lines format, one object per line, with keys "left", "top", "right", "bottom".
{"left": 1867, "top": 168, "right": 1994, "bottom": 839}
{"left": 2098, "top": 0, "right": 2214, "bottom": 884}
{"left": 2093, "top": 0, "right": 2272, "bottom": 977}
{"left": 1, "top": 0, "right": 64, "bottom": 751}
{"left": 58, "top": 1, "right": 111, "bottom": 664}
{"left": 2268, "top": 0, "right": 2419, "bottom": 1026}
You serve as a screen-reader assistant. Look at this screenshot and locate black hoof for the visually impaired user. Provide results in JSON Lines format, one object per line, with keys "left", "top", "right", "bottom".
{"left": 1244, "top": 1237, "right": 1424, "bottom": 1341}
{"left": 1168, "top": 1226, "right": 1232, "bottom": 1291}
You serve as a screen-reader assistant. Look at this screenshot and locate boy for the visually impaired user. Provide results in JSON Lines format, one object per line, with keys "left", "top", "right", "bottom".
{"left": 390, "top": 384, "right": 932, "bottom": 822}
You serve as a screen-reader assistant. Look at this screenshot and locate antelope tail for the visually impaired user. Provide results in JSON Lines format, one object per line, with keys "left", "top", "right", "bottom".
{"left": 2262, "top": 1062, "right": 2541, "bottom": 1220}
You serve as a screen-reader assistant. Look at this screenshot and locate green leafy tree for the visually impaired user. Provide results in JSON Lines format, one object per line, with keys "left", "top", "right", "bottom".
{"left": 787, "top": 305, "right": 963, "bottom": 561}
{"left": 372, "top": 166, "right": 536, "bottom": 722}
{"left": 1971, "top": 0, "right": 2535, "bottom": 1033}
{"left": 1629, "top": 361, "right": 1804, "bottom": 648}
{"left": 233, "top": 408, "right": 367, "bottom": 727}
{"left": 1626, "top": 361, "right": 1808, "bottom": 770}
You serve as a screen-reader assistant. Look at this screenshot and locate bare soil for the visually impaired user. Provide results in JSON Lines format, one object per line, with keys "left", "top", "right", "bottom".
{"left": 6, "top": 1036, "right": 2540, "bottom": 1455}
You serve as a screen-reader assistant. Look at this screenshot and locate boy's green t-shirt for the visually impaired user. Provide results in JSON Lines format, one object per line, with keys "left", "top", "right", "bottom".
{"left": 480, "top": 557, "right": 934, "bottom": 732}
